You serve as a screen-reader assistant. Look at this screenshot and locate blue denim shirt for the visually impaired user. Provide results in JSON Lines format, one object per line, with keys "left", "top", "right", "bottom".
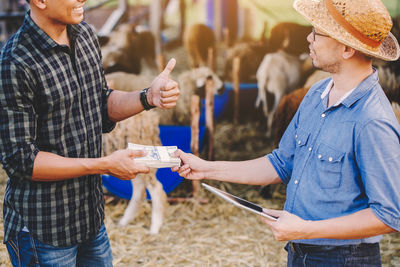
{"left": 267, "top": 70, "right": 400, "bottom": 245}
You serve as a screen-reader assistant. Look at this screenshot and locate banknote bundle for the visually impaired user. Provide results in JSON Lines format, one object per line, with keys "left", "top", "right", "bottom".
{"left": 127, "top": 143, "right": 181, "bottom": 168}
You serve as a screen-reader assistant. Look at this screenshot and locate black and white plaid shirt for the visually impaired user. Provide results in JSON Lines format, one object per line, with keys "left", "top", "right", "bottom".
{"left": 0, "top": 13, "right": 115, "bottom": 247}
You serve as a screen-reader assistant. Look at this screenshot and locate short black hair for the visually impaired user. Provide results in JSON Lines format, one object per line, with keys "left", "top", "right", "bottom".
{"left": 26, "top": 0, "right": 30, "bottom": 3}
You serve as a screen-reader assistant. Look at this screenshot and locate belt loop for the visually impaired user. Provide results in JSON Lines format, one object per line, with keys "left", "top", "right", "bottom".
{"left": 290, "top": 242, "right": 295, "bottom": 253}
{"left": 289, "top": 242, "right": 304, "bottom": 257}
{"left": 350, "top": 244, "right": 359, "bottom": 254}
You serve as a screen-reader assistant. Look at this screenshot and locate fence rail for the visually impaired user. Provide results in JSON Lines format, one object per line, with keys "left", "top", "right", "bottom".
{"left": 0, "top": 12, "right": 24, "bottom": 21}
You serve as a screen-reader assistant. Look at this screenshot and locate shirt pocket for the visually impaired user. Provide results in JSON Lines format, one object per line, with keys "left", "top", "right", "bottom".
{"left": 315, "top": 143, "right": 345, "bottom": 189}
{"left": 295, "top": 128, "right": 310, "bottom": 149}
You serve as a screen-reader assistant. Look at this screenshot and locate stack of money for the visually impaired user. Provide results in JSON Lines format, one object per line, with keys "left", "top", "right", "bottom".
{"left": 127, "top": 143, "right": 181, "bottom": 168}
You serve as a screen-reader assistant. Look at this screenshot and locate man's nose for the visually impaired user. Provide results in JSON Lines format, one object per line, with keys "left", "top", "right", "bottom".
{"left": 306, "top": 32, "right": 314, "bottom": 43}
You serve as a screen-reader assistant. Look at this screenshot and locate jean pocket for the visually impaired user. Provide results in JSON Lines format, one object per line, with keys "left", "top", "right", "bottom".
{"left": 316, "top": 143, "right": 344, "bottom": 189}
{"left": 6, "top": 239, "right": 20, "bottom": 267}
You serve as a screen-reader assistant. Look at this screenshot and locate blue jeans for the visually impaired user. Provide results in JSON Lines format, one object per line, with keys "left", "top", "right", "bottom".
{"left": 286, "top": 242, "right": 381, "bottom": 267}
{"left": 6, "top": 223, "right": 113, "bottom": 267}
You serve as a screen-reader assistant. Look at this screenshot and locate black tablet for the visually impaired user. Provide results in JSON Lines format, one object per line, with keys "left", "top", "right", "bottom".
{"left": 202, "top": 183, "right": 278, "bottom": 221}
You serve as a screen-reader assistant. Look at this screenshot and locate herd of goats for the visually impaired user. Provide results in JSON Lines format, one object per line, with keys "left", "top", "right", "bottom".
{"left": 97, "top": 14, "right": 400, "bottom": 234}
{"left": 1, "top": 2, "right": 399, "bottom": 234}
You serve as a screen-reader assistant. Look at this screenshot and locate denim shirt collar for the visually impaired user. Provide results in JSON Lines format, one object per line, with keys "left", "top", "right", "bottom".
{"left": 341, "top": 69, "right": 379, "bottom": 108}
{"left": 317, "top": 69, "right": 379, "bottom": 109}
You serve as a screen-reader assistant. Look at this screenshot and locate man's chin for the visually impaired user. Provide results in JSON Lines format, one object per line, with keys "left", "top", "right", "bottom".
{"left": 312, "top": 61, "right": 320, "bottom": 70}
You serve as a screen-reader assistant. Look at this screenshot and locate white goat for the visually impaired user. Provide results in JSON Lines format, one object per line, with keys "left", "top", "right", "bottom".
{"left": 157, "top": 66, "right": 224, "bottom": 125}
{"left": 255, "top": 50, "right": 303, "bottom": 137}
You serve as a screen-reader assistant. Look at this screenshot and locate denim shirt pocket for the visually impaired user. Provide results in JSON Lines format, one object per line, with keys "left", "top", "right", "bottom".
{"left": 295, "top": 128, "right": 310, "bottom": 149}
{"left": 316, "top": 143, "right": 345, "bottom": 189}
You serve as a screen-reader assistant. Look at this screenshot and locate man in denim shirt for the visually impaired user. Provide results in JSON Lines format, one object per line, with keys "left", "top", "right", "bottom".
{"left": 173, "top": 0, "right": 400, "bottom": 265}
{"left": 0, "top": 0, "right": 180, "bottom": 265}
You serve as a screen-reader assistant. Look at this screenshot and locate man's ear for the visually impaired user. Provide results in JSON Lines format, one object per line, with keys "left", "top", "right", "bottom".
{"left": 31, "top": 0, "right": 47, "bottom": 9}
{"left": 343, "top": 45, "right": 356, "bottom": 60}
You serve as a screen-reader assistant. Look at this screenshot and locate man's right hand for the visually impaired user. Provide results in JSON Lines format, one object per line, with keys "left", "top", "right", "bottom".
{"left": 104, "top": 149, "right": 150, "bottom": 180}
{"left": 171, "top": 149, "right": 207, "bottom": 180}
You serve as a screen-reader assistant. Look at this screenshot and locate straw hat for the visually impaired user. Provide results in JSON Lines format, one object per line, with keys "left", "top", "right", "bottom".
{"left": 293, "top": 0, "right": 400, "bottom": 61}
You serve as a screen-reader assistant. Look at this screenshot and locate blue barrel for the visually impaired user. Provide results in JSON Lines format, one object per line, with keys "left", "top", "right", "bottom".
{"left": 102, "top": 86, "right": 237, "bottom": 199}
{"left": 199, "top": 89, "right": 230, "bottom": 125}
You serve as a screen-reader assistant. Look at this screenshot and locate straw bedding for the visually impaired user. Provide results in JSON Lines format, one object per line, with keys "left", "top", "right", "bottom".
{"left": 0, "top": 170, "right": 400, "bottom": 266}
{"left": 104, "top": 185, "right": 287, "bottom": 266}
{"left": 0, "top": 121, "right": 399, "bottom": 266}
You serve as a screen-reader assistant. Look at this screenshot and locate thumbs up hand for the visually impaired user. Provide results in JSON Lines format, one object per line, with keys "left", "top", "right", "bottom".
{"left": 147, "top": 58, "right": 180, "bottom": 109}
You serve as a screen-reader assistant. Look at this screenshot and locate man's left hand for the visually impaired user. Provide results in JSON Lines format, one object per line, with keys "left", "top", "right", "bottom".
{"left": 148, "top": 58, "right": 180, "bottom": 109}
{"left": 260, "top": 209, "right": 311, "bottom": 241}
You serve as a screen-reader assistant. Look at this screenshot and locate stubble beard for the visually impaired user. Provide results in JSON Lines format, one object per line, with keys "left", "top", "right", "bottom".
{"left": 313, "top": 58, "right": 341, "bottom": 74}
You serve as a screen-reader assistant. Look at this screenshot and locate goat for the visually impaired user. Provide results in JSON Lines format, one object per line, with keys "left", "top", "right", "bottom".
{"left": 157, "top": 67, "right": 224, "bottom": 125}
{"left": 183, "top": 24, "right": 215, "bottom": 68}
{"left": 255, "top": 50, "right": 303, "bottom": 137}
{"left": 223, "top": 42, "right": 268, "bottom": 83}
{"left": 103, "top": 74, "right": 166, "bottom": 234}
{"left": 106, "top": 68, "right": 224, "bottom": 125}
{"left": 101, "top": 23, "right": 156, "bottom": 74}
{"left": 272, "top": 70, "right": 330, "bottom": 146}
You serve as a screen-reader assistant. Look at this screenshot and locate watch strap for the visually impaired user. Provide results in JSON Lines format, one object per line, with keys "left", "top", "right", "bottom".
{"left": 140, "top": 87, "right": 156, "bottom": 110}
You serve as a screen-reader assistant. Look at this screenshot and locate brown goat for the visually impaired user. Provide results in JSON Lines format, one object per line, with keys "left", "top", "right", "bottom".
{"left": 268, "top": 22, "right": 312, "bottom": 56}
{"left": 272, "top": 70, "right": 330, "bottom": 146}
{"left": 101, "top": 23, "right": 156, "bottom": 74}
{"left": 183, "top": 24, "right": 215, "bottom": 68}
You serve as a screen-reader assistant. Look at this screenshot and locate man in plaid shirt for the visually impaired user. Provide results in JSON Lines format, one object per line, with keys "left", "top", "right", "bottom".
{"left": 0, "top": 0, "right": 180, "bottom": 265}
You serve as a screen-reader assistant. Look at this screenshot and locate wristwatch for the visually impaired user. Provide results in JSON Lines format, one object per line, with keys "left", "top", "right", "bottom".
{"left": 140, "top": 87, "right": 156, "bottom": 110}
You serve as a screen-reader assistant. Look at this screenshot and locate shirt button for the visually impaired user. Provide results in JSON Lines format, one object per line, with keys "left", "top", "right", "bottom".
{"left": 298, "top": 140, "right": 301, "bottom": 145}
{"left": 318, "top": 154, "right": 322, "bottom": 159}
{"left": 308, "top": 147, "right": 312, "bottom": 151}
{"left": 295, "top": 134, "right": 298, "bottom": 139}
{"left": 321, "top": 113, "right": 326, "bottom": 118}
{"left": 294, "top": 180, "right": 298, "bottom": 184}
{"left": 329, "top": 157, "right": 333, "bottom": 162}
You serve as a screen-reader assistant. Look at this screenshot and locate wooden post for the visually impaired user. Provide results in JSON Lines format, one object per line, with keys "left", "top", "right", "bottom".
{"left": 156, "top": 53, "right": 166, "bottom": 73}
{"left": 213, "top": 0, "right": 222, "bottom": 42}
{"left": 150, "top": 0, "right": 163, "bottom": 56}
{"left": 232, "top": 56, "right": 241, "bottom": 124}
{"left": 205, "top": 77, "right": 215, "bottom": 161}
{"left": 223, "top": 27, "right": 230, "bottom": 48}
{"left": 179, "top": 0, "right": 186, "bottom": 41}
{"left": 190, "top": 95, "right": 201, "bottom": 198}
{"left": 190, "top": 95, "right": 200, "bottom": 156}
{"left": 260, "top": 21, "right": 268, "bottom": 44}
{"left": 207, "top": 47, "right": 215, "bottom": 73}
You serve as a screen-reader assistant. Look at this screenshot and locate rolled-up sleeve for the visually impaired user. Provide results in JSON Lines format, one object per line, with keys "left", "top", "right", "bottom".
{"left": 101, "top": 86, "right": 116, "bottom": 133}
{"left": 266, "top": 105, "right": 300, "bottom": 184}
{"left": 356, "top": 118, "right": 400, "bottom": 231}
{"left": 94, "top": 27, "right": 116, "bottom": 134}
{"left": 0, "top": 60, "right": 39, "bottom": 181}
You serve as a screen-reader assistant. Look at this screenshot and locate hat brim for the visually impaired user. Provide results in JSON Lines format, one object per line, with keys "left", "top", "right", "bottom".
{"left": 293, "top": 0, "right": 400, "bottom": 61}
